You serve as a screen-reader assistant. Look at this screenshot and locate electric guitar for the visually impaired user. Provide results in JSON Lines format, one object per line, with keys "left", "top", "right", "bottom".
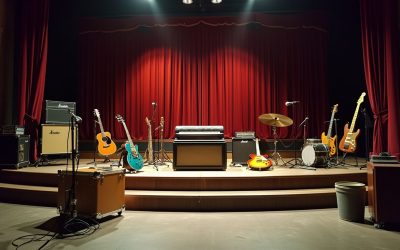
{"left": 94, "top": 109, "right": 117, "bottom": 156}
{"left": 339, "top": 92, "right": 366, "bottom": 153}
{"left": 321, "top": 104, "right": 338, "bottom": 157}
{"left": 247, "top": 138, "right": 273, "bottom": 170}
{"left": 144, "top": 117, "right": 153, "bottom": 163}
{"left": 116, "top": 115, "right": 144, "bottom": 171}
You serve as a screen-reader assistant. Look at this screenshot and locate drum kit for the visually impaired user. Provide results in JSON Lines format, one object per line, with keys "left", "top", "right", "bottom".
{"left": 258, "top": 113, "right": 330, "bottom": 168}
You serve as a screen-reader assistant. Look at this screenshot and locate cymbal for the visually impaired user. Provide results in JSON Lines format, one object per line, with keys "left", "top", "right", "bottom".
{"left": 258, "top": 113, "right": 293, "bottom": 127}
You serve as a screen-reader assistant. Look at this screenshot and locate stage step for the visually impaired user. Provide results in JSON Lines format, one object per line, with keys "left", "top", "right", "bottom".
{"left": 0, "top": 163, "right": 368, "bottom": 211}
{"left": 124, "top": 188, "right": 339, "bottom": 211}
{"left": 0, "top": 183, "right": 340, "bottom": 211}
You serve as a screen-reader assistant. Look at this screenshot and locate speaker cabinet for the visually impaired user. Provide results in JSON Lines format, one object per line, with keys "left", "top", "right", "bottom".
{"left": 232, "top": 138, "right": 256, "bottom": 165}
{"left": 0, "top": 135, "right": 30, "bottom": 168}
{"left": 367, "top": 162, "right": 400, "bottom": 228}
{"left": 41, "top": 124, "right": 78, "bottom": 155}
{"left": 173, "top": 141, "right": 227, "bottom": 170}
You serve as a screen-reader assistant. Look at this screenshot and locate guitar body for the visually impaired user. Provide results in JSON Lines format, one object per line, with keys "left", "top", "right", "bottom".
{"left": 321, "top": 132, "right": 337, "bottom": 157}
{"left": 247, "top": 154, "right": 272, "bottom": 170}
{"left": 96, "top": 132, "right": 117, "bottom": 156}
{"left": 125, "top": 143, "right": 144, "bottom": 171}
{"left": 339, "top": 124, "right": 360, "bottom": 153}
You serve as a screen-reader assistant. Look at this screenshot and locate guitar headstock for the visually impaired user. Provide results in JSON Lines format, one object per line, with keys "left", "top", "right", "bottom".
{"left": 357, "top": 92, "right": 366, "bottom": 104}
{"left": 116, "top": 114, "right": 124, "bottom": 123}
{"left": 94, "top": 108, "right": 100, "bottom": 118}
{"left": 145, "top": 117, "right": 151, "bottom": 126}
{"left": 332, "top": 104, "right": 338, "bottom": 113}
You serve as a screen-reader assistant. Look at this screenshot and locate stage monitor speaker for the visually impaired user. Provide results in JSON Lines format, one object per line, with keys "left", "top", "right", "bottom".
{"left": 45, "top": 100, "right": 76, "bottom": 124}
{"left": 232, "top": 138, "right": 256, "bottom": 165}
{"left": 173, "top": 141, "right": 227, "bottom": 170}
{"left": 41, "top": 124, "right": 78, "bottom": 155}
{"left": 0, "top": 135, "right": 30, "bottom": 168}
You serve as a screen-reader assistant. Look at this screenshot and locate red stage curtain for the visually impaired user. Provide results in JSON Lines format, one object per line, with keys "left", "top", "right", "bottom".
{"left": 78, "top": 13, "right": 328, "bottom": 141}
{"left": 16, "top": 0, "right": 49, "bottom": 161}
{"left": 360, "top": 0, "right": 400, "bottom": 157}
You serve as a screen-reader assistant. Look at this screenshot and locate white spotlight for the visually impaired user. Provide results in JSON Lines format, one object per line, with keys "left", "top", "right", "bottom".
{"left": 183, "top": 0, "right": 193, "bottom": 4}
{"left": 211, "top": 0, "right": 222, "bottom": 3}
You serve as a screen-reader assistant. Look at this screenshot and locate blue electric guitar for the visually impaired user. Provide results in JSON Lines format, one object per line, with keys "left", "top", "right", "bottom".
{"left": 116, "top": 115, "right": 144, "bottom": 171}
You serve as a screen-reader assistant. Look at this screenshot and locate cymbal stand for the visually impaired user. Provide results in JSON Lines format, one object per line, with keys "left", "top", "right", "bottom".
{"left": 270, "top": 125, "right": 287, "bottom": 166}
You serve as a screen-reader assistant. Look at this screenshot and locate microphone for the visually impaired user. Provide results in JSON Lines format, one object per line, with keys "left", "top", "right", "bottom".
{"left": 299, "top": 117, "right": 309, "bottom": 127}
{"left": 68, "top": 109, "right": 82, "bottom": 123}
{"left": 152, "top": 101, "right": 157, "bottom": 109}
{"left": 285, "top": 101, "right": 300, "bottom": 106}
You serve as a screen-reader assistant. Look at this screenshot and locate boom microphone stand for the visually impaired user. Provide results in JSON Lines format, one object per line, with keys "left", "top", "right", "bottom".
{"left": 87, "top": 117, "right": 98, "bottom": 166}
{"left": 151, "top": 102, "right": 158, "bottom": 171}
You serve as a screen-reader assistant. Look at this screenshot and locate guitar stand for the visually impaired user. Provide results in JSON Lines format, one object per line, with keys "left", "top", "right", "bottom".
{"left": 337, "top": 152, "right": 360, "bottom": 168}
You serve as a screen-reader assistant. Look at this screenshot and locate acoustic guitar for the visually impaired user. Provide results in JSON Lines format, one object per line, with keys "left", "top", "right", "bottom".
{"left": 116, "top": 114, "right": 144, "bottom": 171}
{"left": 94, "top": 109, "right": 117, "bottom": 156}
{"left": 247, "top": 138, "right": 273, "bottom": 170}
{"left": 321, "top": 104, "right": 338, "bottom": 157}
{"left": 339, "top": 92, "right": 366, "bottom": 153}
{"left": 144, "top": 117, "right": 153, "bottom": 163}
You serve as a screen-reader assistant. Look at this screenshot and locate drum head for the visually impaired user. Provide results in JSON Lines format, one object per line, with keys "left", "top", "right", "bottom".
{"left": 301, "top": 144, "right": 316, "bottom": 166}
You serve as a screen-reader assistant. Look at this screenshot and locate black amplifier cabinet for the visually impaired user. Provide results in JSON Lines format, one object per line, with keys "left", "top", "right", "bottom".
{"left": 173, "top": 140, "right": 227, "bottom": 170}
{"left": 45, "top": 100, "right": 76, "bottom": 124}
{"left": 0, "top": 135, "right": 30, "bottom": 168}
{"left": 232, "top": 138, "right": 256, "bottom": 165}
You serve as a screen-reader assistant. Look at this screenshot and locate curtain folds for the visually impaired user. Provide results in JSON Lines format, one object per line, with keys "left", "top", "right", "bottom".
{"left": 78, "top": 13, "right": 329, "bottom": 141}
{"left": 360, "top": 0, "right": 400, "bottom": 157}
{"left": 16, "top": 0, "right": 49, "bottom": 161}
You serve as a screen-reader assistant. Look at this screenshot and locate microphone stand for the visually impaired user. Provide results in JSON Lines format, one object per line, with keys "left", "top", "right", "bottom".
{"left": 87, "top": 118, "right": 98, "bottom": 166}
{"left": 291, "top": 117, "right": 316, "bottom": 170}
{"left": 151, "top": 103, "right": 158, "bottom": 171}
{"left": 360, "top": 108, "right": 371, "bottom": 169}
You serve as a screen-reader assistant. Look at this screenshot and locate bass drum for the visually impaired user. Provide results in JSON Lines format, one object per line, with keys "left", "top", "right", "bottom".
{"left": 301, "top": 143, "right": 329, "bottom": 167}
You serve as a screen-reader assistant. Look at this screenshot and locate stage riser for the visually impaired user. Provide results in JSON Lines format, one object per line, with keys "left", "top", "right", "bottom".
{"left": 0, "top": 170, "right": 367, "bottom": 191}
{"left": 0, "top": 187, "right": 57, "bottom": 207}
{"left": 0, "top": 185, "right": 368, "bottom": 212}
{"left": 125, "top": 174, "right": 367, "bottom": 191}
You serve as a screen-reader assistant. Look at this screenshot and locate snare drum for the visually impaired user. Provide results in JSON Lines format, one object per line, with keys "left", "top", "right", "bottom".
{"left": 301, "top": 143, "right": 329, "bottom": 167}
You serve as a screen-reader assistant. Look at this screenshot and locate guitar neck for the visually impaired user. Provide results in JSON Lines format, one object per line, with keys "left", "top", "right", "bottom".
{"left": 349, "top": 103, "right": 361, "bottom": 133}
{"left": 97, "top": 118, "right": 106, "bottom": 137}
{"left": 147, "top": 124, "right": 152, "bottom": 148}
{"left": 255, "top": 138, "right": 261, "bottom": 156}
{"left": 121, "top": 121, "right": 134, "bottom": 148}
{"left": 327, "top": 112, "right": 335, "bottom": 138}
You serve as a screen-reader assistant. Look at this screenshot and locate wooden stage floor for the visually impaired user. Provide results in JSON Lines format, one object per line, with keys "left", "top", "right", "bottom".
{"left": 16, "top": 157, "right": 368, "bottom": 175}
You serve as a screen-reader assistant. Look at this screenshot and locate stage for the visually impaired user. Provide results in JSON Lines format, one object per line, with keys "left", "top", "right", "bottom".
{"left": 0, "top": 157, "right": 368, "bottom": 212}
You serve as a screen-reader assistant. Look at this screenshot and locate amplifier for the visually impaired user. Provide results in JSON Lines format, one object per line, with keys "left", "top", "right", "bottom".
{"left": 232, "top": 138, "right": 256, "bottom": 165}
{"left": 0, "top": 135, "right": 30, "bottom": 168}
{"left": 1, "top": 125, "right": 25, "bottom": 135}
{"left": 234, "top": 131, "right": 255, "bottom": 139}
{"left": 45, "top": 100, "right": 76, "bottom": 124}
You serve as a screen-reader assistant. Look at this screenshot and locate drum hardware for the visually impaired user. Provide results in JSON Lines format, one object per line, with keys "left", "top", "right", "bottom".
{"left": 287, "top": 116, "right": 312, "bottom": 169}
{"left": 258, "top": 113, "right": 293, "bottom": 166}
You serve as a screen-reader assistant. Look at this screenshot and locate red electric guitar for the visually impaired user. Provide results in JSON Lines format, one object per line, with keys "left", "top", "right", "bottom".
{"left": 247, "top": 138, "right": 273, "bottom": 170}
